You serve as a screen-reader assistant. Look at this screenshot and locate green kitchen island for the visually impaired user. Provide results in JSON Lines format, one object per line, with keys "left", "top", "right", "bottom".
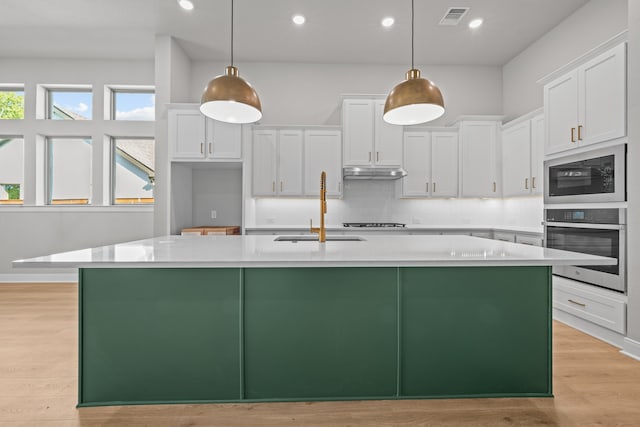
{"left": 14, "top": 234, "right": 615, "bottom": 407}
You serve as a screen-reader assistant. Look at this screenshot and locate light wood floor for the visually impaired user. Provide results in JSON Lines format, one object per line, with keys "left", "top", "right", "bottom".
{"left": 1, "top": 283, "right": 639, "bottom": 427}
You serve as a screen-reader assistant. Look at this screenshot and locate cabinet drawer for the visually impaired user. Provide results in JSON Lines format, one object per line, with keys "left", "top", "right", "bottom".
{"left": 515, "top": 234, "right": 543, "bottom": 247}
{"left": 553, "top": 276, "right": 626, "bottom": 334}
{"left": 493, "top": 232, "right": 515, "bottom": 242}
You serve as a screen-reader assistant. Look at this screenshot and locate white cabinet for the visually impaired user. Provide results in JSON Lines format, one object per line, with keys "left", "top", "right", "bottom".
{"left": 493, "top": 231, "right": 515, "bottom": 243}
{"left": 304, "top": 129, "right": 342, "bottom": 197}
{"left": 544, "top": 43, "right": 626, "bottom": 155}
{"left": 252, "top": 130, "right": 277, "bottom": 196}
{"left": 169, "top": 106, "right": 242, "bottom": 160}
{"left": 460, "top": 121, "right": 499, "bottom": 197}
{"left": 343, "top": 98, "right": 402, "bottom": 167}
{"left": 251, "top": 129, "right": 303, "bottom": 196}
{"left": 402, "top": 130, "right": 458, "bottom": 197}
{"left": 501, "top": 113, "right": 543, "bottom": 197}
{"left": 515, "top": 234, "right": 543, "bottom": 247}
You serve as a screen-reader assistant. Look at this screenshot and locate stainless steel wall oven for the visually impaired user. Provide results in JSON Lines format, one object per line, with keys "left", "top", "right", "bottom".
{"left": 544, "top": 208, "right": 625, "bottom": 292}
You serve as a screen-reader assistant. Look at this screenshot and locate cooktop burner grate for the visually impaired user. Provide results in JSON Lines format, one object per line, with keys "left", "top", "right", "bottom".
{"left": 343, "top": 222, "right": 406, "bottom": 228}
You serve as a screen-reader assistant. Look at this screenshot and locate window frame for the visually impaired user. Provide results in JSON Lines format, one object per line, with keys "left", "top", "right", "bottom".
{"left": 111, "top": 136, "right": 155, "bottom": 205}
{"left": 0, "top": 85, "right": 25, "bottom": 120}
{"left": 108, "top": 85, "right": 155, "bottom": 121}
{"left": 45, "top": 85, "right": 93, "bottom": 120}
{"left": 46, "top": 136, "right": 93, "bottom": 206}
{"left": 0, "top": 135, "right": 25, "bottom": 205}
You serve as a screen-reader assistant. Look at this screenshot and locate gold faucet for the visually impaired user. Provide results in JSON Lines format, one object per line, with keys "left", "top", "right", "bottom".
{"left": 310, "top": 171, "right": 327, "bottom": 242}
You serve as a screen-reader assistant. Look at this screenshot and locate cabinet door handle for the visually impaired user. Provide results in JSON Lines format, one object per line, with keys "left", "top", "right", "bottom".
{"left": 493, "top": 182, "right": 497, "bottom": 192}
{"left": 272, "top": 181, "right": 275, "bottom": 193}
{"left": 525, "top": 178, "right": 528, "bottom": 190}
{"left": 571, "top": 127, "right": 576, "bottom": 143}
{"left": 376, "top": 151, "right": 380, "bottom": 162}
{"left": 200, "top": 143, "right": 204, "bottom": 154}
{"left": 426, "top": 182, "right": 429, "bottom": 193}
{"left": 338, "top": 181, "right": 341, "bottom": 192}
{"left": 433, "top": 182, "right": 436, "bottom": 193}
{"left": 532, "top": 177, "right": 536, "bottom": 189}
{"left": 568, "top": 299, "right": 586, "bottom": 308}
{"left": 280, "top": 181, "right": 283, "bottom": 192}
{"left": 209, "top": 142, "right": 212, "bottom": 154}
{"left": 369, "top": 152, "right": 372, "bottom": 162}
{"left": 578, "top": 125, "right": 583, "bottom": 141}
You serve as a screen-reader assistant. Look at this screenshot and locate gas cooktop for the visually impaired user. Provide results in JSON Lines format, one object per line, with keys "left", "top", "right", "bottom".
{"left": 343, "top": 222, "right": 406, "bottom": 228}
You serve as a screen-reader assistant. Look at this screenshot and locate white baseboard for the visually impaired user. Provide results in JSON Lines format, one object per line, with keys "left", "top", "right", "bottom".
{"left": 621, "top": 337, "right": 640, "bottom": 361}
{"left": 0, "top": 273, "right": 77, "bottom": 283}
{"left": 553, "top": 308, "right": 626, "bottom": 348}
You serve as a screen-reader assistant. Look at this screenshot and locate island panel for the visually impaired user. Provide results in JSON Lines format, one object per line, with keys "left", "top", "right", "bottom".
{"left": 79, "top": 268, "right": 242, "bottom": 405}
{"left": 400, "top": 266, "right": 551, "bottom": 397}
{"left": 243, "top": 267, "right": 398, "bottom": 399}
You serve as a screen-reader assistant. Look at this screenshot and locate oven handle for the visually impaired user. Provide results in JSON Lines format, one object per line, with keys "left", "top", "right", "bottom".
{"left": 544, "top": 222, "right": 625, "bottom": 230}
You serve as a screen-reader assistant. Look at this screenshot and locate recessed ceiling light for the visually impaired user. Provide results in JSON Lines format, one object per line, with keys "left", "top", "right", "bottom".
{"left": 469, "top": 18, "right": 483, "bottom": 29}
{"left": 178, "top": 0, "right": 194, "bottom": 11}
{"left": 381, "top": 17, "right": 395, "bottom": 27}
{"left": 292, "top": 15, "right": 306, "bottom": 25}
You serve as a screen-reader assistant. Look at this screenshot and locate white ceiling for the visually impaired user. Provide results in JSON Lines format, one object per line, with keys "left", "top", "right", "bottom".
{"left": 0, "top": 0, "right": 590, "bottom": 65}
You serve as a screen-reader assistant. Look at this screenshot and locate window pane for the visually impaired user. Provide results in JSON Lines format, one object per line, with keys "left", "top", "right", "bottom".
{"left": 48, "top": 138, "right": 92, "bottom": 204}
{"left": 114, "top": 92, "right": 155, "bottom": 121}
{"left": 0, "top": 137, "right": 24, "bottom": 204}
{"left": 49, "top": 90, "right": 92, "bottom": 120}
{"left": 114, "top": 138, "right": 155, "bottom": 204}
{"left": 0, "top": 90, "right": 24, "bottom": 119}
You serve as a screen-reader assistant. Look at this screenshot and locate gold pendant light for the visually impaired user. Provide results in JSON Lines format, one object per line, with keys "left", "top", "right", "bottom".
{"left": 200, "top": 0, "right": 262, "bottom": 124}
{"left": 383, "top": 0, "right": 444, "bottom": 125}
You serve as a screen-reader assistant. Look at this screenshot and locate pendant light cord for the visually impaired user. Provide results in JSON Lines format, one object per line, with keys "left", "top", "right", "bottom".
{"left": 230, "top": 0, "right": 234, "bottom": 67}
{"left": 411, "top": 0, "right": 414, "bottom": 70}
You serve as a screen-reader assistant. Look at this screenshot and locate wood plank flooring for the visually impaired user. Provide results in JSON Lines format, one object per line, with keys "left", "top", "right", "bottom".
{"left": 1, "top": 282, "right": 639, "bottom": 426}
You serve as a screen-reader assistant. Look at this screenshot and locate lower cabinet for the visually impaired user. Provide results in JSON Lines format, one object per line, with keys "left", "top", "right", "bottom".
{"left": 553, "top": 275, "right": 626, "bottom": 334}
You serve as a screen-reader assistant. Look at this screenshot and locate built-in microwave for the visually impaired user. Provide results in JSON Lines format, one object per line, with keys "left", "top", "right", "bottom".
{"left": 544, "top": 145, "right": 626, "bottom": 204}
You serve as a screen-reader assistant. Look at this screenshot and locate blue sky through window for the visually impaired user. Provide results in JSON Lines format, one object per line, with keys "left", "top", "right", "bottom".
{"left": 115, "top": 92, "right": 155, "bottom": 121}
{"left": 51, "top": 91, "right": 92, "bottom": 120}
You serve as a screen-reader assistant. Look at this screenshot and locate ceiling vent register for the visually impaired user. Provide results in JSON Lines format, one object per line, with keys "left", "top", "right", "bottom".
{"left": 439, "top": 7, "right": 470, "bottom": 26}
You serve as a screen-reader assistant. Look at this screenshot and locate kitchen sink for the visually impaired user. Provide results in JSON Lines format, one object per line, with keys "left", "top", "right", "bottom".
{"left": 274, "top": 235, "right": 366, "bottom": 242}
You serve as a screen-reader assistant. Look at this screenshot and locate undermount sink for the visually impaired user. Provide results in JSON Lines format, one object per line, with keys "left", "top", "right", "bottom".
{"left": 274, "top": 235, "right": 366, "bottom": 242}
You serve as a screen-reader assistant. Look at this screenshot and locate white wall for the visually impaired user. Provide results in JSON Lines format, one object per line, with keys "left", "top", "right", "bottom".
{"left": 192, "top": 167, "right": 242, "bottom": 227}
{"left": 502, "top": 0, "right": 628, "bottom": 119}
{"left": 154, "top": 36, "right": 193, "bottom": 236}
{"left": 191, "top": 62, "right": 503, "bottom": 126}
{"left": 0, "top": 57, "right": 155, "bottom": 277}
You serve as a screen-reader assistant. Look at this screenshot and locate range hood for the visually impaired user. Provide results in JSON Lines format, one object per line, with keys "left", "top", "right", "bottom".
{"left": 343, "top": 167, "right": 407, "bottom": 180}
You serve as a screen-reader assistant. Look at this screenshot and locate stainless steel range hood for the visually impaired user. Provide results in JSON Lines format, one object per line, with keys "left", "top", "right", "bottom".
{"left": 343, "top": 167, "right": 407, "bottom": 180}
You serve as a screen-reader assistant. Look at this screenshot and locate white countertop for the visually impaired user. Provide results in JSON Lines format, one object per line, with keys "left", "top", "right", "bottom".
{"left": 13, "top": 235, "right": 612, "bottom": 268}
{"left": 244, "top": 225, "right": 544, "bottom": 234}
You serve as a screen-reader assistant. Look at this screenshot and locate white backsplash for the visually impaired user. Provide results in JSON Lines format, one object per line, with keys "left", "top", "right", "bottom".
{"left": 247, "top": 180, "right": 543, "bottom": 230}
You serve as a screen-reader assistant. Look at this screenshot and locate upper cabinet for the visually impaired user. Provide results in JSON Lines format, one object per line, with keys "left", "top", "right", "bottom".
{"left": 544, "top": 43, "right": 626, "bottom": 155}
{"left": 169, "top": 105, "right": 242, "bottom": 161}
{"left": 502, "top": 113, "right": 544, "bottom": 197}
{"left": 460, "top": 121, "right": 500, "bottom": 197}
{"left": 251, "top": 127, "right": 342, "bottom": 198}
{"left": 343, "top": 98, "right": 402, "bottom": 167}
{"left": 252, "top": 129, "right": 303, "bottom": 197}
{"left": 402, "top": 130, "right": 458, "bottom": 198}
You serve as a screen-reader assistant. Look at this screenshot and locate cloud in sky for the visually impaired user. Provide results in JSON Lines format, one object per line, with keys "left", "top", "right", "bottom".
{"left": 76, "top": 102, "right": 88, "bottom": 112}
{"left": 116, "top": 106, "right": 155, "bottom": 121}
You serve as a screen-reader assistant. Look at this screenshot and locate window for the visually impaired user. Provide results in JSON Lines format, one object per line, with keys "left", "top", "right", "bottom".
{"left": 112, "top": 89, "right": 155, "bottom": 121}
{"left": 47, "top": 138, "right": 92, "bottom": 204}
{"left": 48, "top": 89, "right": 92, "bottom": 120}
{"left": 0, "top": 137, "right": 24, "bottom": 204}
{"left": 0, "top": 87, "right": 24, "bottom": 119}
{"left": 112, "top": 138, "right": 155, "bottom": 204}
